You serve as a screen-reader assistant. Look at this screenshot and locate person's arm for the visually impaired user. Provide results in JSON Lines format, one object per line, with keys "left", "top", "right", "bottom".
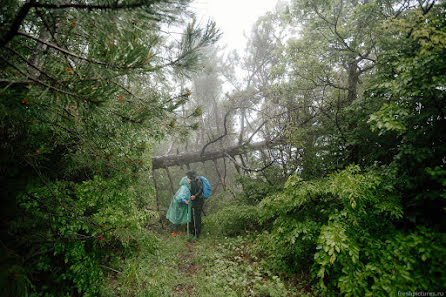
{"left": 175, "top": 186, "right": 190, "bottom": 204}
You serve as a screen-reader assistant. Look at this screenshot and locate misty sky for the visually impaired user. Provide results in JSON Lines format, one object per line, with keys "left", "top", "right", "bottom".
{"left": 191, "top": 0, "right": 279, "bottom": 54}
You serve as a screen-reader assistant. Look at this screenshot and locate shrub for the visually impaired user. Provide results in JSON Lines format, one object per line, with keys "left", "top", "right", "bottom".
{"left": 257, "top": 165, "right": 445, "bottom": 295}
{"left": 3, "top": 175, "right": 158, "bottom": 296}
{"left": 203, "top": 204, "right": 260, "bottom": 236}
{"left": 236, "top": 173, "right": 284, "bottom": 205}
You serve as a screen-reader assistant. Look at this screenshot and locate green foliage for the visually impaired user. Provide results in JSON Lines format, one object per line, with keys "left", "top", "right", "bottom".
{"left": 1, "top": 0, "right": 220, "bottom": 295}
{"left": 236, "top": 173, "right": 284, "bottom": 205}
{"left": 191, "top": 235, "right": 301, "bottom": 297}
{"left": 368, "top": 102, "right": 409, "bottom": 135}
{"left": 101, "top": 234, "right": 187, "bottom": 297}
{"left": 4, "top": 176, "right": 157, "bottom": 296}
{"left": 256, "top": 175, "right": 333, "bottom": 273}
{"left": 246, "top": 2, "right": 446, "bottom": 295}
{"left": 315, "top": 226, "right": 446, "bottom": 296}
{"left": 365, "top": 3, "right": 446, "bottom": 228}
{"left": 1, "top": 0, "right": 445, "bottom": 296}
{"left": 256, "top": 164, "right": 445, "bottom": 295}
{"left": 203, "top": 204, "right": 260, "bottom": 236}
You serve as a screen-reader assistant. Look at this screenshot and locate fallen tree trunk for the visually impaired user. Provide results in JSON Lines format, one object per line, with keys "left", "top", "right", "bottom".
{"left": 151, "top": 140, "right": 273, "bottom": 169}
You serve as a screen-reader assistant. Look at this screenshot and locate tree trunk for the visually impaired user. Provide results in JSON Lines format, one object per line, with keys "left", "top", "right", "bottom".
{"left": 152, "top": 140, "right": 273, "bottom": 169}
{"left": 152, "top": 172, "right": 164, "bottom": 228}
{"left": 165, "top": 167, "right": 175, "bottom": 195}
{"left": 347, "top": 60, "right": 359, "bottom": 103}
{"left": 213, "top": 159, "right": 226, "bottom": 190}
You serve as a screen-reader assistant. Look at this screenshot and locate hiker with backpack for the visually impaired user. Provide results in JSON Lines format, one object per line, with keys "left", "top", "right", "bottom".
{"left": 166, "top": 176, "right": 191, "bottom": 236}
{"left": 186, "top": 170, "right": 211, "bottom": 239}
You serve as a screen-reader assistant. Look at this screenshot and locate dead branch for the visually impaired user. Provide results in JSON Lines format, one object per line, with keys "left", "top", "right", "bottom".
{"left": 224, "top": 152, "right": 275, "bottom": 172}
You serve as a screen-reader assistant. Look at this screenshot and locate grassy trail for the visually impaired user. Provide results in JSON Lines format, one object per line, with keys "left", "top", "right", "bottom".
{"left": 171, "top": 240, "right": 199, "bottom": 296}
{"left": 103, "top": 231, "right": 312, "bottom": 296}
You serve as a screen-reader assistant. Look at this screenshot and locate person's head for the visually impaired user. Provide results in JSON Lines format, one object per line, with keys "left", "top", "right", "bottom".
{"left": 179, "top": 176, "right": 189, "bottom": 187}
{"left": 186, "top": 170, "right": 196, "bottom": 183}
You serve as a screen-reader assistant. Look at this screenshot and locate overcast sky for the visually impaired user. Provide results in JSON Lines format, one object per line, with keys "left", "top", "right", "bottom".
{"left": 190, "top": 0, "right": 279, "bottom": 55}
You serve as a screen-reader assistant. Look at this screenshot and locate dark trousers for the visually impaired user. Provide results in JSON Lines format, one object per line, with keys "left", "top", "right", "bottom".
{"left": 191, "top": 197, "right": 204, "bottom": 237}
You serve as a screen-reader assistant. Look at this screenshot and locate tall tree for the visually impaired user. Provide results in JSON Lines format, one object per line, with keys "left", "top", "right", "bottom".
{"left": 0, "top": 1, "right": 219, "bottom": 295}
{"left": 270, "top": 0, "right": 412, "bottom": 177}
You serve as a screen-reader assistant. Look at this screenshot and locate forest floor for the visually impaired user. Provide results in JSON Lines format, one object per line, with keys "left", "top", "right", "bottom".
{"left": 102, "top": 229, "right": 314, "bottom": 297}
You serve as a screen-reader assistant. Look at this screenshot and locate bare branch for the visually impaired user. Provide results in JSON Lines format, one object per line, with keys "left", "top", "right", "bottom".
{"left": 243, "top": 120, "right": 267, "bottom": 146}
{"left": 224, "top": 152, "right": 275, "bottom": 172}
{"left": 200, "top": 106, "right": 240, "bottom": 156}
{"left": 313, "top": 7, "right": 375, "bottom": 63}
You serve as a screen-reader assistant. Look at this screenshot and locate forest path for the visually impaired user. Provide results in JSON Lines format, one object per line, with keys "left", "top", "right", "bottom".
{"left": 169, "top": 237, "right": 204, "bottom": 297}
{"left": 103, "top": 231, "right": 309, "bottom": 296}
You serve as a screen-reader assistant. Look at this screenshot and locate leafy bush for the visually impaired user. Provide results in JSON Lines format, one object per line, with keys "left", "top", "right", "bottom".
{"left": 258, "top": 165, "right": 446, "bottom": 295}
{"left": 257, "top": 174, "right": 338, "bottom": 273}
{"left": 315, "top": 225, "right": 446, "bottom": 296}
{"left": 236, "top": 173, "right": 284, "bottom": 205}
{"left": 3, "top": 176, "right": 158, "bottom": 296}
{"left": 203, "top": 204, "right": 260, "bottom": 236}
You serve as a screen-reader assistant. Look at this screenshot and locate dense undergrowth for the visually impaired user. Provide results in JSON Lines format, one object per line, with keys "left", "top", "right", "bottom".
{"left": 204, "top": 165, "right": 446, "bottom": 296}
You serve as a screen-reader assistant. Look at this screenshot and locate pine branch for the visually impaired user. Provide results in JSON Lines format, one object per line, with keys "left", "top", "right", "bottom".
{"left": 0, "top": 0, "right": 162, "bottom": 47}
{"left": 0, "top": 0, "right": 36, "bottom": 47}
{"left": 0, "top": 56, "right": 101, "bottom": 104}
{"left": 5, "top": 46, "right": 60, "bottom": 83}
{"left": 32, "top": 0, "right": 156, "bottom": 10}
{"left": 1, "top": 56, "right": 76, "bottom": 97}
{"left": 17, "top": 31, "right": 110, "bottom": 66}
{"left": 0, "top": 79, "right": 34, "bottom": 85}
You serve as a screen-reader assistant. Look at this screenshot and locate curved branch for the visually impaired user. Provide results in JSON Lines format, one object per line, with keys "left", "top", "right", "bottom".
{"left": 200, "top": 106, "right": 240, "bottom": 156}
{"left": 313, "top": 7, "right": 375, "bottom": 63}
{"left": 200, "top": 104, "right": 306, "bottom": 157}
{"left": 243, "top": 120, "right": 266, "bottom": 146}
{"left": 224, "top": 152, "right": 275, "bottom": 172}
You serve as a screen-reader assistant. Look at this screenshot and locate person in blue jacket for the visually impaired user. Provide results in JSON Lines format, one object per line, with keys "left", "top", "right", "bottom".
{"left": 166, "top": 176, "right": 191, "bottom": 236}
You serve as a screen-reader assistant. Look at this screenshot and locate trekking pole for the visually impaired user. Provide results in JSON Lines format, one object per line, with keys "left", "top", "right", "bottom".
{"left": 192, "top": 208, "right": 197, "bottom": 237}
{"left": 186, "top": 203, "right": 190, "bottom": 238}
